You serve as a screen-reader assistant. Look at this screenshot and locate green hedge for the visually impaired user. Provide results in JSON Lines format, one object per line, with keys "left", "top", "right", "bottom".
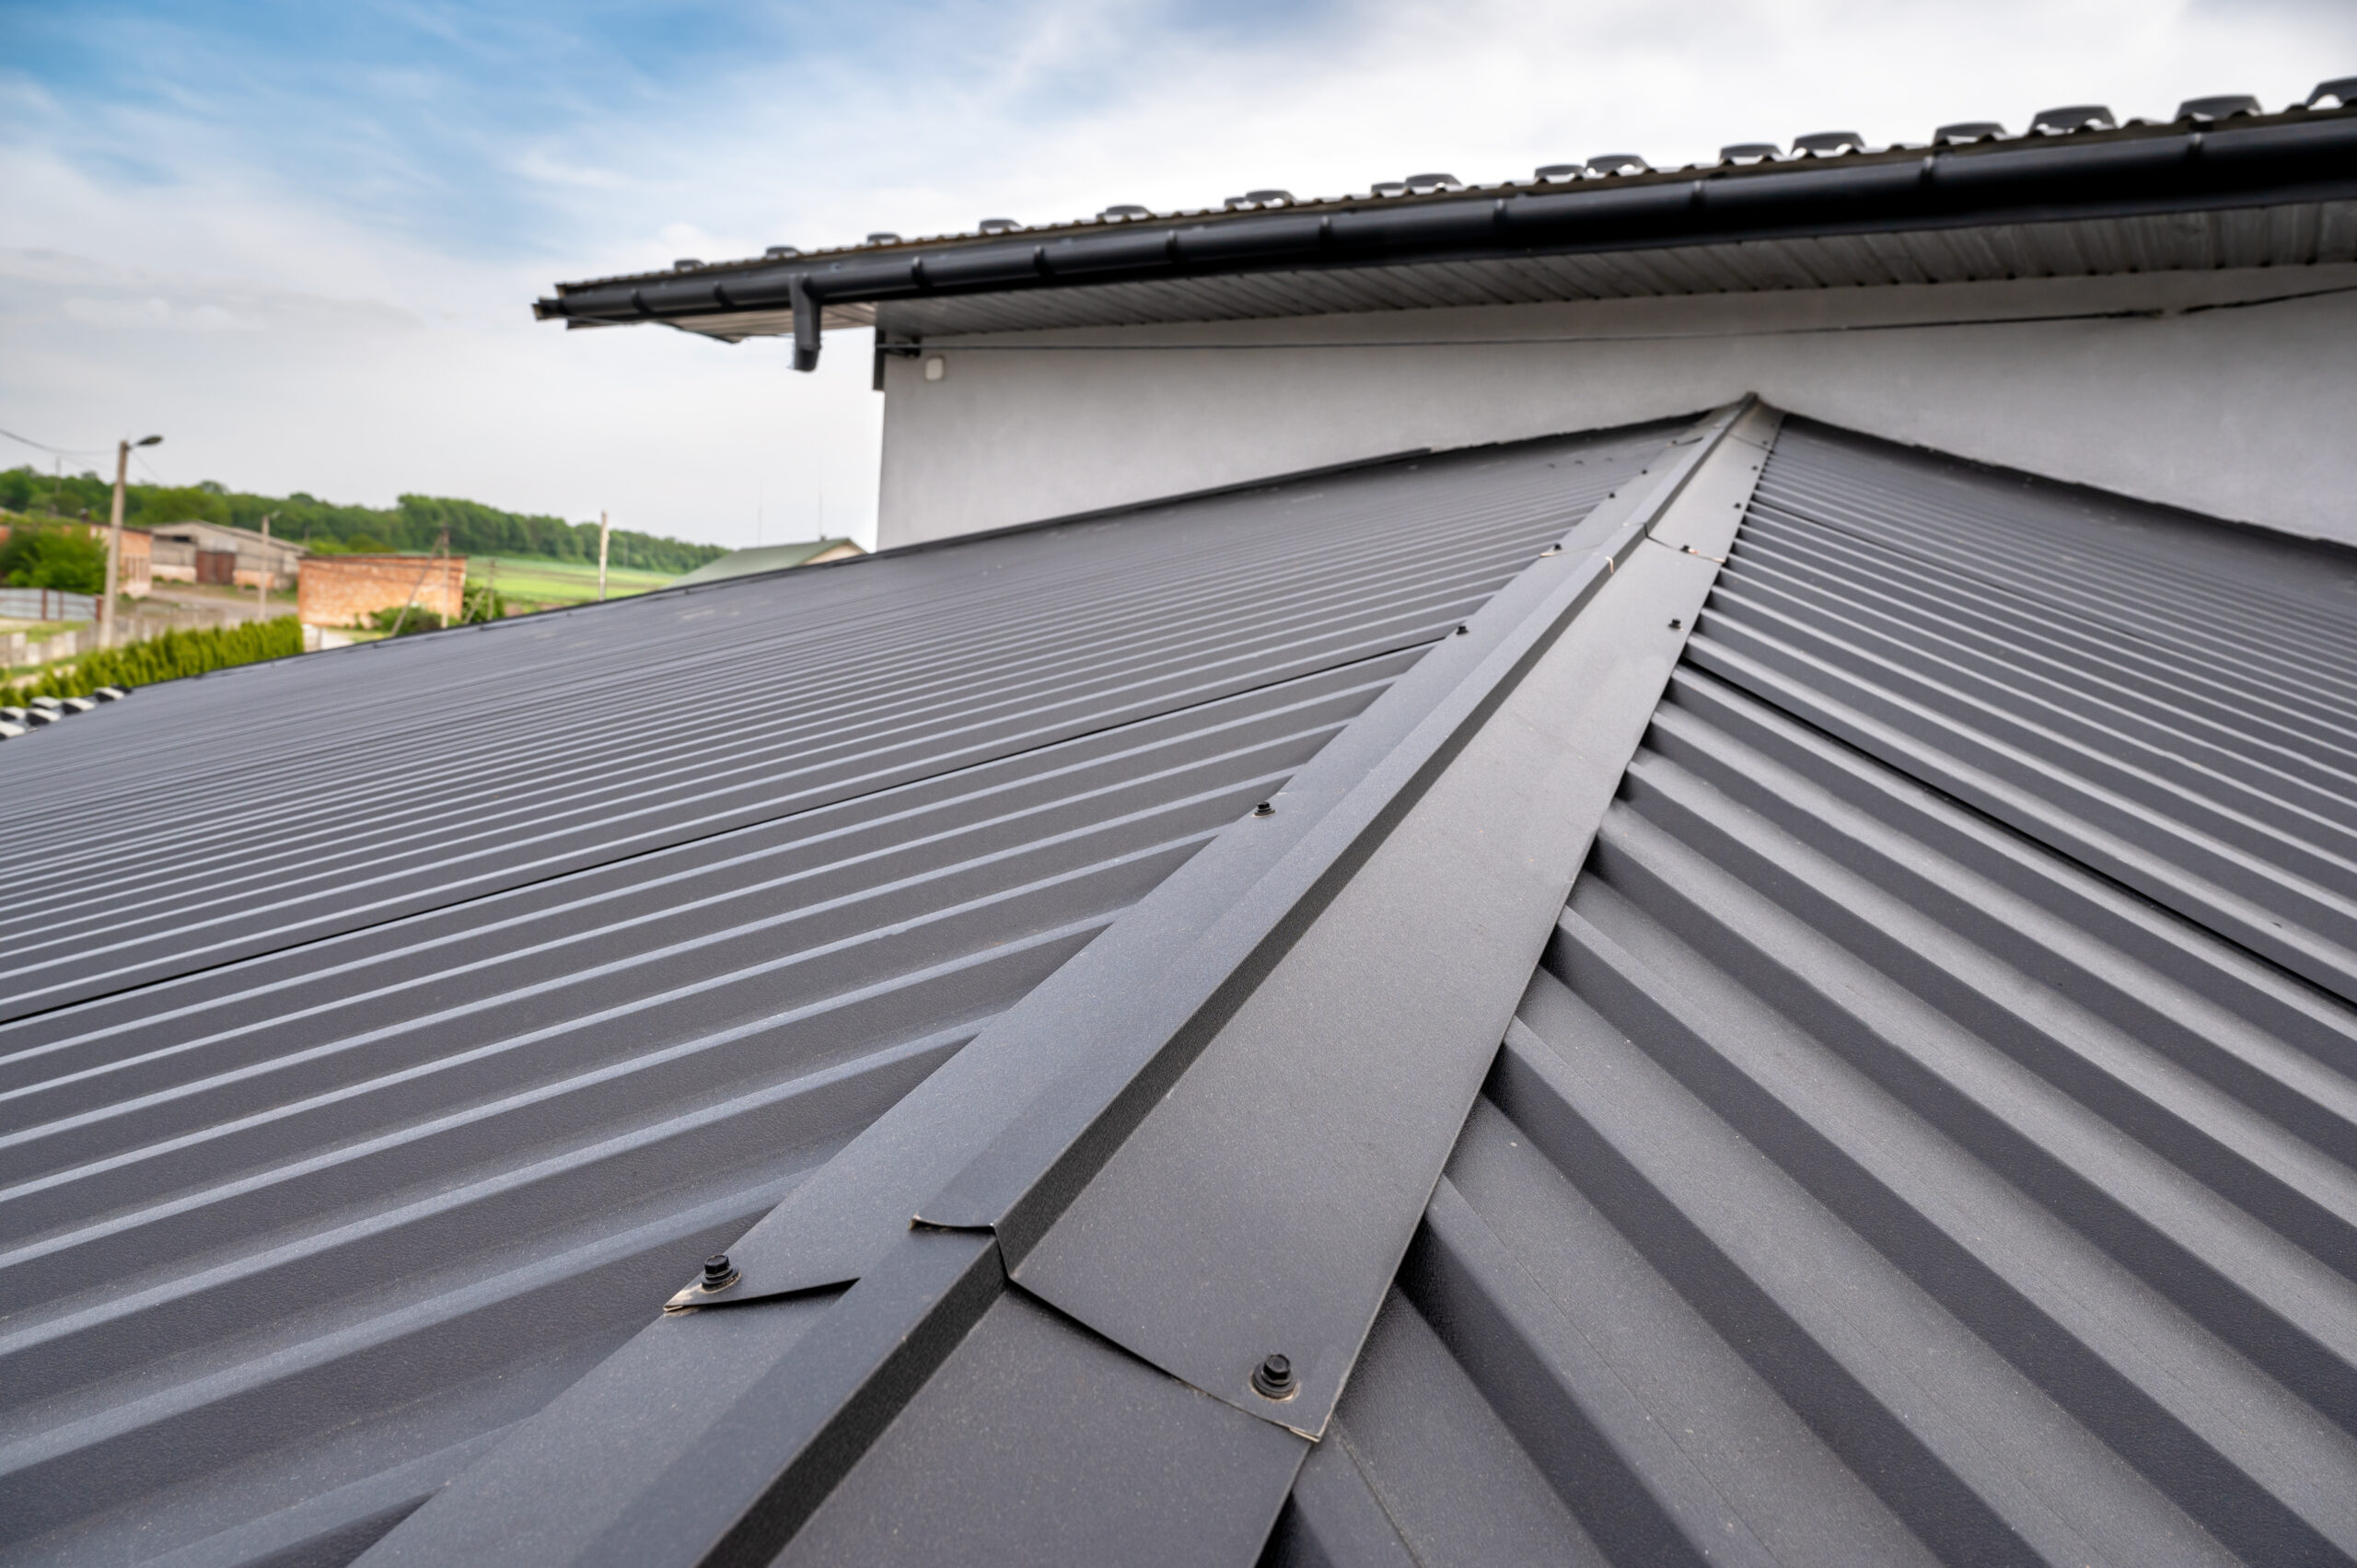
{"left": 5, "top": 617, "right": 305, "bottom": 703}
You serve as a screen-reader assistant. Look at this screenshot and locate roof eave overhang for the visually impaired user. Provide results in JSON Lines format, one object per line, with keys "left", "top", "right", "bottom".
{"left": 533, "top": 113, "right": 2357, "bottom": 370}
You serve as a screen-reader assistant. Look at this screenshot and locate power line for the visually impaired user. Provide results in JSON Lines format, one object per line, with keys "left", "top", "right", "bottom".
{"left": 0, "top": 426, "right": 111, "bottom": 459}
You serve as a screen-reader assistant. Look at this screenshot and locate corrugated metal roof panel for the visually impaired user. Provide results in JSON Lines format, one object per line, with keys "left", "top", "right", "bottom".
{"left": 0, "top": 424, "right": 1674, "bottom": 1564}
{"left": 1695, "top": 423, "right": 2357, "bottom": 1005}
{"left": 0, "top": 429, "right": 1666, "bottom": 1022}
{"left": 24, "top": 406, "right": 2357, "bottom": 1566}
{"left": 1279, "top": 424, "right": 2357, "bottom": 1565}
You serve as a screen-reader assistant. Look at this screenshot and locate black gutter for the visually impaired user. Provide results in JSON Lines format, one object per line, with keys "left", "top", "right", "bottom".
{"left": 533, "top": 113, "right": 2357, "bottom": 371}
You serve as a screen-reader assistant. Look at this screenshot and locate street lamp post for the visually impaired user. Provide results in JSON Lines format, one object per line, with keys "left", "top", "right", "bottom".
{"left": 101, "top": 434, "right": 161, "bottom": 650}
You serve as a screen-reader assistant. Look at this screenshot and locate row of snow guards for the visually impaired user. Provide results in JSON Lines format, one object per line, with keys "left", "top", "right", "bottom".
{"left": 535, "top": 100, "right": 2357, "bottom": 343}
{"left": 563, "top": 77, "right": 2357, "bottom": 283}
{"left": 667, "top": 83, "right": 2357, "bottom": 262}
{"left": 1, "top": 688, "right": 124, "bottom": 738}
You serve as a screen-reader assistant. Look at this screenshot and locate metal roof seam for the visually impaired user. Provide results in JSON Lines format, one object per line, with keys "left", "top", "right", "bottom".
{"left": 995, "top": 406, "right": 1782, "bottom": 1442}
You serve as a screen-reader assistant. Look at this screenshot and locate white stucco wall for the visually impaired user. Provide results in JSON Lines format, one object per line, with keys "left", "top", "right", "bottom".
{"left": 875, "top": 265, "right": 2357, "bottom": 549}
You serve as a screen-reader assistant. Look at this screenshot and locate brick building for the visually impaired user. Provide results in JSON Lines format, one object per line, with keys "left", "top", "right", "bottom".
{"left": 115, "top": 527, "right": 152, "bottom": 597}
{"left": 147, "top": 520, "right": 306, "bottom": 589}
{"left": 298, "top": 555, "right": 466, "bottom": 627}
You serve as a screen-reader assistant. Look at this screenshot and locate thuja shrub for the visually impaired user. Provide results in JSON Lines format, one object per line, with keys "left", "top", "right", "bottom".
{"left": 5, "top": 616, "right": 305, "bottom": 703}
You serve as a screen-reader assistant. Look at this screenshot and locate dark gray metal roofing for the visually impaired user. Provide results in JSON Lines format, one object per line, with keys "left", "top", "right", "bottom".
{"left": 351, "top": 401, "right": 1774, "bottom": 1568}
{"left": 532, "top": 108, "right": 2357, "bottom": 359}
{"left": 552, "top": 96, "right": 2355, "bottom": 290}
{"left": 0, "top": 429, "right": 1659, "bottom": 1021}
{"left": 0, "top": 422, "right": 1673, "bottom": 1565}
{"left": 17, "top": 407, "right": 2357, "bottom": 1568}
{"left": 1273, "top": 423, "right": 2357, "bottom": 1565}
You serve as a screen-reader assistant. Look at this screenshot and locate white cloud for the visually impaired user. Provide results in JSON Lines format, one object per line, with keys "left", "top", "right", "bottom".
{"left": 514, "top": 147, "right": 629, "bottom": 191}
{"left": 60, "top": 296, "right": 253, "bottom": 331}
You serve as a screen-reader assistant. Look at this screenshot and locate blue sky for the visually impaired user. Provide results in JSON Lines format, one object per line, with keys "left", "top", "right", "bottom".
{"left": 3, "top": 0, "right": 2350, "bottom": 549}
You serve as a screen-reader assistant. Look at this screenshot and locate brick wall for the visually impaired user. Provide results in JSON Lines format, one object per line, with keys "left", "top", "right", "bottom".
{"left": 299, "top": 556, "right": 467, "bottom": 627}
{"left": 119, "top": 529, "right": 152, "bottom": 597}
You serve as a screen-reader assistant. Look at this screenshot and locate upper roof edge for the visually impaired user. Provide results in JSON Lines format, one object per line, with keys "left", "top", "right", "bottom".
{"left": 542, "top": 100, "right": 2355, "bottom": 301}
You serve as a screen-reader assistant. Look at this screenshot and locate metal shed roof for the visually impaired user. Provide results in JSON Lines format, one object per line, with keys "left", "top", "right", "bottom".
{"left": 0, "top": 422, "right": 1673, "bottom": 1565}
{"left": 12, "top": 404, "right": 2357, "bottom": 1567}
{"left": 530, "top": 103, "right": 2357, "bottom": 366}
{"left": 0, "top": 428, "right": 1658, "bottom": 1021}
{"left": 1271, "top": 422, "right": 2357, "bottom": 1565}
{"left": 370, "top": 411, "right": 2357, "bottom": 1568}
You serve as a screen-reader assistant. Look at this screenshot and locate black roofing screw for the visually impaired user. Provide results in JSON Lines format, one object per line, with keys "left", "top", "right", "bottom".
{"left": 701, "top": 1253, "right": 738, "bottom": 1291}
{"left": 1252, "top": 1353, "right": 1298, "bottom": 1400}
{"left": 1454, "top": 624, "right": 1469, "bottom": 635}
{"left": 1668, "top": 618, "right": 1683, "bottom": 630}
{"left": 1253, "top": 801, "right": 1275, "bottom": 817}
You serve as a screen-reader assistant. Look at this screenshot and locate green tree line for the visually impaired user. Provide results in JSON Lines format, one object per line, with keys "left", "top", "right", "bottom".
{"left": 0, "top": 524, "right": 108, "bottom": 593}
{"left": 0, "top": 468, "right": 729, "bottom": 575}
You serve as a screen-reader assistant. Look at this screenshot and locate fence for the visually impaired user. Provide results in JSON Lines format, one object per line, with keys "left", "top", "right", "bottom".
{"left": 0, "top": 587, "right": 99, "bottom": 622}
{"left": 5, "top": 601, "right": 249, "bottom": 672}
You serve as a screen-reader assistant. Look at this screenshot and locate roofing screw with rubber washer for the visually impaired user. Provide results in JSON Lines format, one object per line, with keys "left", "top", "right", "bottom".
{"left": 701, "top": 1253, "right": 740, "bottom": 1292}
{"left": 1252, "top": 1353, "right": 1298, "bottom": 1400}
{"left": 1454, "top": 624, "right": 1469, "bottom": 635}
{"left": 1668, "top": 619, "right": 1682, "bottom": 630}
{"left": 1253, "top": 801, "right": 1275, "bottom": 817}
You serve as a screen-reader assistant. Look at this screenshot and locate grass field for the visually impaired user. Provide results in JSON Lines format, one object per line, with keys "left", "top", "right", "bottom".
{"left": 466, "top": 554, "right": 679, "bottom": 609}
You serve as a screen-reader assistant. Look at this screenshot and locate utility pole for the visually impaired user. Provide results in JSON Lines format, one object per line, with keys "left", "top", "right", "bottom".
{"left": 598, "top": 511, "right": 610, "bottom": 602}
{"left": 257, "top": 513, "right": 274, "bottom": 617}
{"left": 102, "top": 434, "right": 161, "bottom": 650}
{"left": 386, "top": 521, "right": 451, "bottom": 639}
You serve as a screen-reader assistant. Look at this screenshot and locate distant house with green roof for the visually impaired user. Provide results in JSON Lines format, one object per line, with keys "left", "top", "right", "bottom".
{"left": 667, "top": 538, "right": 863, "bottom": 587}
